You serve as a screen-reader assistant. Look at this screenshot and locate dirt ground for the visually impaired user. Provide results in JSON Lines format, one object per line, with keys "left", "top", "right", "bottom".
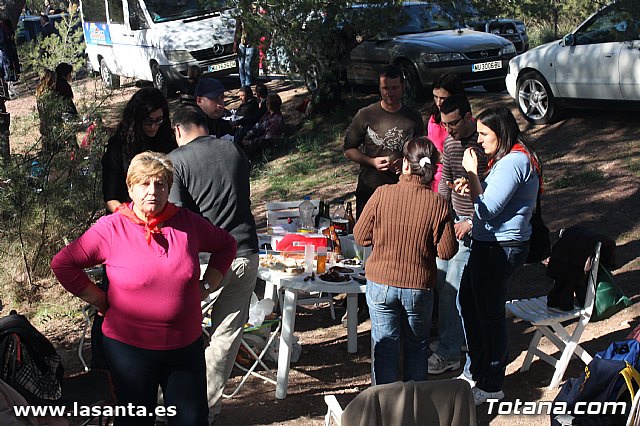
{"left": 4, "top": 75, "right": 640, "bottom": 426}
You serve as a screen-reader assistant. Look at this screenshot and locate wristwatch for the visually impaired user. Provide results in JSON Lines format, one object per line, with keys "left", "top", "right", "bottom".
{"left": 466, "top": 218, "right": 473, "bottom": 226}
{"left": 202, "top": 280, "right": 211, "bottom": 291}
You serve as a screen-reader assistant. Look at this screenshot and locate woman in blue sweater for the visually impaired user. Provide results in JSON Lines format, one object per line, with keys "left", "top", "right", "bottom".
{"left": 453, "top": 106, "right": 540, "bottom": 405}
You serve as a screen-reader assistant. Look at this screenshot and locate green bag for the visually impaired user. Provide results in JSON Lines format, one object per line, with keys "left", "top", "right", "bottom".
{"left": 591, "top": 265, "right": 632, "bottom": 322}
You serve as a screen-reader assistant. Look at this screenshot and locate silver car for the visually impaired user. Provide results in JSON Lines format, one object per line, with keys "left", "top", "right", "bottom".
{"left": 342, "top": 2, "right": 517, "bottom": 94}
{"left": 506, "top": 0, "right": 640, "bottom": 124}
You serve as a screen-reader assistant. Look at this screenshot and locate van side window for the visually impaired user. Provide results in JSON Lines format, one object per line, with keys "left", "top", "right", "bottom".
{"left": 127, "top": 0, "right": 149, "bottom": 30}
{"left": 108, "top": 0, "right": 125, "bottom": 25}
{"left": 82, "top": 0, "right": 107, "bottom": 22}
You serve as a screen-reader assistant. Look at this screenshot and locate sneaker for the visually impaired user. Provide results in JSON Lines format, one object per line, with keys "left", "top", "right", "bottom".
{"left": 472, "top": 386, "right": 504, "bottom": 406}
{"left": 456, "top": 372, "right": 475, "bottom": 388}
{"left": 428, "top": 353, "right": 461, "bottom": 375}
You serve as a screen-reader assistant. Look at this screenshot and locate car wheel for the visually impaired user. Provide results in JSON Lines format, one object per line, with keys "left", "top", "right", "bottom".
{"left": 483, "top": 82, "right": 507, "bottom": 93}
{"left": 305, "top": 62, "right": 321, "bottom": 93}
{"left": 398, "top": 61, "right": 422, "bottom": 99}
{"left": 100, "top": 58, "right": 120, "bottom": 90}
{"left": 152, "top": 63, "right": 172, "bottom": 98}
{"left": 516, "top": 71, "right": 559, "bottom": 125}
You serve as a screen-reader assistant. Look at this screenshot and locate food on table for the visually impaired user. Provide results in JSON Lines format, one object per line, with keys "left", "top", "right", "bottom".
{"left": 330, "top": 266, "right": 354, "bottom": 274}
{"left": 318, "top": 271, "right": 350, "bottom": 282}
{"left": 341, "top": 258, "right": 363, "bottom": 266}
{"left": 260, "top": 254, "right": 304, "bottom": 275}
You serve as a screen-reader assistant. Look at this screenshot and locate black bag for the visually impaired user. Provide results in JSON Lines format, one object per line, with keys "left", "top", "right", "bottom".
{"left": 0, "top": 310, "right": 64, "bottom": 404}
{"left": 551, "top": 340, "right": 640, "bottom": 426}
{"left": 526, "top": 190, "right": 551, "bottom": 263}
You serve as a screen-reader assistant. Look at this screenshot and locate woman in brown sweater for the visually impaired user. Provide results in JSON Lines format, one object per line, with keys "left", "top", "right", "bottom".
{"left": 354, "top": 136, "right": 457, "bottom": 385}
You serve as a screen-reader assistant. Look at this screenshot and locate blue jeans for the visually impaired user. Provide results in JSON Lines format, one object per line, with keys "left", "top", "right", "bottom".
{"left": 435, "top": 231, "right": 471, "bottom": 361}
{"left": 238, "top": 44, "right": 256, "bottom": 87}
{"left": 458, "top": 240, "right": 528, "bottom": 392}
{"left": 103, "top": 336, "right": 208, "bottom": 426}
{"left": 366, "top": 280, "right": 434, "bottom": 385}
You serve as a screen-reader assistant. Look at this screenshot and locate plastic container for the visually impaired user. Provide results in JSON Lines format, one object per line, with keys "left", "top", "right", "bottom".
{"left": 304, "top": 244, "right": 315, "bottom": 273}
{"left": 298, "top": 196, "right": 315, "bottom": 233}
{"left": 316, "top": 246, "right": 327, "bottom": 273}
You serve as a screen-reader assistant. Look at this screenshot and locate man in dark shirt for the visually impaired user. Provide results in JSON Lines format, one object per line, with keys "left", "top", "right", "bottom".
{"left": 194, "top": 78, "right": 234, "bottom": 140}
{"left": 430, "top": 94, "right": 487, "bottom": 380}
{"left": 168, "top": 106, "right": 258, "bottom": 422}
{"left": 343, "top": 65, "right": 424, "bottom": 218}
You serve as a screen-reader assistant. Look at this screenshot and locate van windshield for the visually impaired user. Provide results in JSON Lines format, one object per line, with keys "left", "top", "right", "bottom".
{"left": 144, "top": 0, "right": 229, "bottom": 23}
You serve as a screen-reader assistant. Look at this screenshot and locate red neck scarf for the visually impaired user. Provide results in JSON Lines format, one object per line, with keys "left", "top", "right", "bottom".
{"left": 488, "top": 142, "right": 543, "bottom": 192}
{"left": 116, "top": 202, "right": 179, "bottom": 244}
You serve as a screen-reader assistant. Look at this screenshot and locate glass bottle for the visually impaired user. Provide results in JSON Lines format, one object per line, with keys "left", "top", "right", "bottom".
{"left": 346, "top": 202, "right": 356, "bottom": 234}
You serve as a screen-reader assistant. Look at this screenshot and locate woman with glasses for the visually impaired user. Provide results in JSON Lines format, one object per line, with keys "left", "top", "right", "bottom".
{"left": 102, "top": 88, "right": 177, "bottom": 213}
{"left": 96, "top": 88, "right": 177, "bottom": 370}
{"left": 427, "top": 73, "right": 465, "bottom": 191}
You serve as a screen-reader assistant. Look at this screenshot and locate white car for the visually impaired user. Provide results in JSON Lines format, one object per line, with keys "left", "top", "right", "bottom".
{"left": 506, "top": 0, "right": 640, "bottom": 124}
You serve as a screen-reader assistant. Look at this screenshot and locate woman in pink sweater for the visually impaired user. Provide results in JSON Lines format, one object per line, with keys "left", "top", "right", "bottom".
{"left": 52, "top": 152, "right": 236, "bottom": 426}
{"left": 427, "top": 73, "right": 465, "bottom": 191}
{"left": 354, "top": 137, "right": 457, "bottom": 385}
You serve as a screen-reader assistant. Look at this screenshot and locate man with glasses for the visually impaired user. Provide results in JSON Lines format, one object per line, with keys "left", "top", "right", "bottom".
{"left": 168, "top": 106, "right": 259, "bottom": 424}
{"left": 195, "top": 78, "right": 234, "bottom": 140}
{"left": 430, "top": 94, "right": 487, "bottom": 379}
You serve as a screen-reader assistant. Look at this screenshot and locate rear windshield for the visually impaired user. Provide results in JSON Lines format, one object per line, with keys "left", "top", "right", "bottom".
{"left": 394, "top": 4, "right": 456, "bottom": 34}
{"left": 143, "top": 0, "right": 229, "bottom": 23}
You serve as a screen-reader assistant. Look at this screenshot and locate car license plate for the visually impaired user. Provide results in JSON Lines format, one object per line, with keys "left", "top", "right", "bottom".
{"left": 208, "top": 60, "right": 235, "bottom": 73}
{"left": 472, "top": 61, "right": 502, "bottom": 72}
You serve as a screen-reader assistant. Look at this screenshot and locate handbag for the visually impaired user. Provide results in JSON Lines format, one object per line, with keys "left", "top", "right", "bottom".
{"left": 526, "top": 190, "right": 551, "bottom": 263}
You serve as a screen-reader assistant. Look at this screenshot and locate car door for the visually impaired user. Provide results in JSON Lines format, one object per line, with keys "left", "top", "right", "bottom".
{"left": 347, "top": 37, "right": 391, "bottom": 85}
{"left": 618, "top": 13, "right": 640, "bottom": 100}
{"left": 554, "top": 4, "right": 632, "bottom": 100}
{"left": 104, "top": 0, "right": 136, "bottom": 76}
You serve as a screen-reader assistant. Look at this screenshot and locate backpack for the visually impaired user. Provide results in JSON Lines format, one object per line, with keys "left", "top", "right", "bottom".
{"left": 0, "top": 311, "right": 64, "bottom": 404}
{"left": 551, "top": 340, "right": 640, "bottom": 426}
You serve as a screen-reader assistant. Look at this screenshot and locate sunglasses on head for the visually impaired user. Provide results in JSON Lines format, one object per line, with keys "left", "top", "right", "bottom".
{"left": 143, "top": 117, "right": 164, "bottom": 127}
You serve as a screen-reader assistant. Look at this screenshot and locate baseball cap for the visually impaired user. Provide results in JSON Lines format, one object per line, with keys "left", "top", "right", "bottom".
{"left": 195, "top": 78, "right": 225, "bottom": 99}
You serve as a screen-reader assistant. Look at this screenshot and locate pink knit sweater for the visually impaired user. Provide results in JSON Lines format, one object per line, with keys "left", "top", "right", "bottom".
{"left": 51, "top": 207, "right": 236, "bottom": 350}
{"left": 354, "top": 174, "right": 457, "bottom": 289}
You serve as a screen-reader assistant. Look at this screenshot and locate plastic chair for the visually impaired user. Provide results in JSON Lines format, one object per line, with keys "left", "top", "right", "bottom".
{"left": 505, "top": 241, "right": 601, "bottom": 389}
{"left": 201, "top": 295, "right": 282, "bottom": 399}
{"left": 67, "top": 308, "right": 115, "bottom": 425}
{"left": 324, "top": 379, "right": 476, "bottom": 426}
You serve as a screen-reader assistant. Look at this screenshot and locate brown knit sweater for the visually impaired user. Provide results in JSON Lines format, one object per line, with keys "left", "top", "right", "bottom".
{"left": 354, "top": 174, "right": 457, "bottom": 289}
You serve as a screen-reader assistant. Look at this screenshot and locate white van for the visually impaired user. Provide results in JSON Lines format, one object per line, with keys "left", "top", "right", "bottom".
{"left": 80, "top": 0, "right": 237, "bottom": 94}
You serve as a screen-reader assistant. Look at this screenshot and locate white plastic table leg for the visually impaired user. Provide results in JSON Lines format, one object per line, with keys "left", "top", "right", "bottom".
{"left": 276, "top": 288, "right": 298, "bottom": 399}
{"left": 346, "top": 293, "right": 358, "bottom": 353}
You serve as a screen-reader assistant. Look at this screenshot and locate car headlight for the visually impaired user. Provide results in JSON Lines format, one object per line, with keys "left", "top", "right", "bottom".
{"left": 164, "top": 50, "right": 195, "bottom": 63}
{"left": 500, "top": 44, "right": 516, "bottom": 56}
{"left": 421, "top": 52, "right": 465, "bottom": 63}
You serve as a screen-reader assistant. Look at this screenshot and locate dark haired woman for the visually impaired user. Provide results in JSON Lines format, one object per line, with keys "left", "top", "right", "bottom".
{"left": 453, "top": 106, "right": 540, "bottom": 405}
{"left": 232, "top": 86, "right": 259, "bottom": 144}
{"left": 427, "top": 73, "right": 465, "bottom": 190}
{"left": 102, "top": 87, "right": 177, "bottom": 213}
{"left": 354, "top": 136, "right": 457, "bottom": 385}
{"left": 54, "top": 62, "right": 77, "bottom": 118}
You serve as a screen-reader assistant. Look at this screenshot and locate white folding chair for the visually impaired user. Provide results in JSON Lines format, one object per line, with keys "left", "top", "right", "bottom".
{"left": 505, "top": 241, "right": 601, "bottom": 389}
{"left": 265, "top": 199, "right": 336, "bottom": 320}
{"left": 265, "top": 199, "right": 320, "bottom": 228}
{"left": 201, "top": 294, "right": 281, "bottom": 398}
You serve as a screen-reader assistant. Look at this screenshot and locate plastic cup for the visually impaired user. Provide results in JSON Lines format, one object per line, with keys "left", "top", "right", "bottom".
{"left": 304, "top": 244, "right": 315, "bottom": 274}
{"left": 316, "top": 247, "right": 327, "bottom": 273}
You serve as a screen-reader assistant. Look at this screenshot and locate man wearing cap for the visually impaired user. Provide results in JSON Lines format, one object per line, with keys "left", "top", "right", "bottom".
{"left": 195, "top": 78, "right": 234, "bottom": 139}
{"left": 169, "top": 106, "right": 259, "bottom": 422}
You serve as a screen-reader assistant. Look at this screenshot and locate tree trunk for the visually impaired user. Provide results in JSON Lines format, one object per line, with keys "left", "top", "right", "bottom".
{"left": 0, "top": 0, "right": 27, "bottom": 29}
{"left": 0, "top": 0, "right": 27, "bottom": 160}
